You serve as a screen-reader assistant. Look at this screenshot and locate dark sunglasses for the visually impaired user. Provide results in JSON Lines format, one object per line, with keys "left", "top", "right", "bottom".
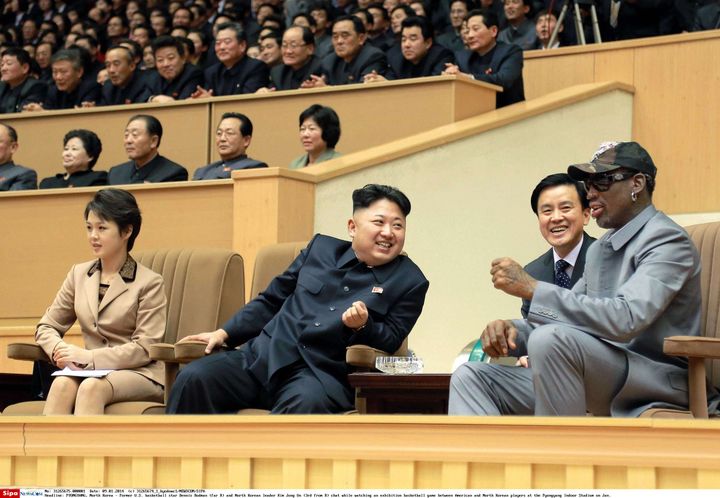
{"left": 583, "top": 171, "right": 636, "bottom": 192}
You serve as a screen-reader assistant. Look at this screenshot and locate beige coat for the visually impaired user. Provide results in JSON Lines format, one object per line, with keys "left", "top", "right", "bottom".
{"left": 35, "top": 258, "right": 167, "bottom": 386}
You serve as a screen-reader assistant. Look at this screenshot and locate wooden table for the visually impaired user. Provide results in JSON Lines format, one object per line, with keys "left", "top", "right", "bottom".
{"left": 348, "top": 373, "right": 451, "bottom": 414}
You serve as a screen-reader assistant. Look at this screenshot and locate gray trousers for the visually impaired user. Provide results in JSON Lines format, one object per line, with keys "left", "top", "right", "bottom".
{"left": 448, "top": 324, "right": 629, "bottom": 416}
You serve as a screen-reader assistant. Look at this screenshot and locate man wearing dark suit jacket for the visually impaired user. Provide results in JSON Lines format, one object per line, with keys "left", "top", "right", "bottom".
{"left": 108, "top": 114, "right": 188, "bottom": 185}
{"left": 365, "top": 16, "right": 454, "bottom": 82}
{"left": 521, "top": 173, "right": 596, "bottom": 318}
{"left": 443, "top": 8, "right": 524, "bottom": 108}
{"left": 99, "top": 46, "right": 152, "bottom": 106}
{"left": 0, "top": 48, "right": 47, "bottom": 113}
{"left": 306, "top": 15, "right": 388, "bottom": 87}
{"left": 193, "top": 112, "right": 267, "bottom": 180}
{"left": 193, "top": 22, "right": 269, "bottom": 98}
{"left": 266, "top": 26, "right": 324, "bottom": 91}
{"left": 0, "top": 123, "right": 37, "bottom": 190}
{"left": 167, "top": 184, "right": 430, "bottom": 414}
{"left": 148, "top": 36, "right": 204, "bottom": 102}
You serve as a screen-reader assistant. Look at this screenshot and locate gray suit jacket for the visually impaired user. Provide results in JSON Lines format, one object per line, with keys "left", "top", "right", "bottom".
{"left": 0, "top": 161, "right": 37, "bottom": 191}
{"left": 521, "top": 232, "right": 596, "bottom": 318}
{"left": 514, "top": 205, "right": 702, "bottom": 416}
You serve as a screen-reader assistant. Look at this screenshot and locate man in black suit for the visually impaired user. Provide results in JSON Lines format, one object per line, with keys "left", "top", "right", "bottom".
{"left": 0, "top": 123, "right": 37, "bottom": 191}
{"left": 364, "top": 16, "right": 454, "bottom": 82}
{"left": 443, "top": 8, "right": 524, "bottom": 108}
{"left": 166, "top": 184, "right": 430, "bottom": 414}
{"left": 148, "top": 36, "right": 204, "bottom": 102}
{"left": 0, "top": 48, "right": 47, "bottom": 113}
{"left": 305, "top": 15, "right": 388, "bottom": 87}
{"left": 98, "top": 45, "right": 152, "bottom": 106}
{"left": 193, "top": 112, "right": 268, "bottom": 180}
{"left": 265, "top": 26, "right": 323, "bottom": 91}
{"left": 521, "top": 173, "right": 596, "bottom": 317}
{"left": 107, "top": 114, "right": 188, "bottom": 185}
{"left": 193, "top": 22, "right": 269, "bottom": 97}
{"left": 24, "top": 48, "right": 101, "bottom": 111}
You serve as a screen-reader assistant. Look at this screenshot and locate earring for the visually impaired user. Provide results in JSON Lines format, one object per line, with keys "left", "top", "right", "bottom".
{"left": 631, "top": 190, "right": 637, "bottom": 203}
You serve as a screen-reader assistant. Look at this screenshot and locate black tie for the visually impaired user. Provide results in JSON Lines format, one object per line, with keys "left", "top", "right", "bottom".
{"left": 555, "top": 259, "right": 571, "bottom": 289}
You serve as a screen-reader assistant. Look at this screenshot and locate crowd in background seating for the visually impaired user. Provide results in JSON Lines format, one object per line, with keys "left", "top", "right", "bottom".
{"left": 1, "top": 0, "right": 716, "bottom": 116}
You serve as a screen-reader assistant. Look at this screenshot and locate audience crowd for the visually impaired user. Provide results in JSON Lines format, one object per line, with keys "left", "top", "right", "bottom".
{"left": 2, "top": 0, "right": 715, "bottom": 119}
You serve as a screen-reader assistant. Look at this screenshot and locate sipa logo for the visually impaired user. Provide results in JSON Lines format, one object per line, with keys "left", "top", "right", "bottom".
{"left": 1, "top": 489, "right": 19, "bottom": 498}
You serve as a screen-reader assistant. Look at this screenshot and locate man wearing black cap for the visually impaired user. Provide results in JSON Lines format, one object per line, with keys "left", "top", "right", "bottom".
{"left": 449, "top": 141, "right": 716, "bottom": 417}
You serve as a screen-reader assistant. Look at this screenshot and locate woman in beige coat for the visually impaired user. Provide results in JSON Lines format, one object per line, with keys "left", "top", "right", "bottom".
{"left": 36, "top": 188, "right": 167, "bottom": 414}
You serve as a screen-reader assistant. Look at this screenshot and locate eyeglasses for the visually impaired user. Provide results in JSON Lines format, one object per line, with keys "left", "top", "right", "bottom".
{"left": 281, "top": 42, "right": 306, "bottom": 50}
{"left": 582, "top": 170, "right": 636, "bottom": 192}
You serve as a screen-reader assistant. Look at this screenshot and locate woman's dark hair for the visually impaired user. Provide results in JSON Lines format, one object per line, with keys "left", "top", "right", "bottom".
{"left": 352, "top": 184, "right": 411, "bottom": 217}
{"left": 64, "top": 129, "right": 102, "bottom": 169}
{"left": 84, "top": 189, "right": 142, "bottom": 251}
{"left": 298, "top": 104, "right": 341, "bottom": 149}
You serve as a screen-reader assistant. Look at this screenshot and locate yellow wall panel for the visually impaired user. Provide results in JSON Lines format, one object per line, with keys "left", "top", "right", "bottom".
{"left": 467, "top": 463, "right": 505, "bottom": 489}
{"left": 306, "top": 459, "right": 333, "bottom": 489}
{"left": 531, "top": 464, "right": 566, "bottom": 489}
{"left": 106, "top": 457, "right": 132, "bottom": 488}
{"left": 656, "top": 467, "right": 697, "bottom": 489}
{"left": 154, "top": 457, "right": 181, "bottom": 489}
{"left": 58, "top": 456, "right": 84, "bottom": 487}
{"left": 252, "top": 458, "right": 283, "bottom": 489}
{"left": 594, "top": 465, "right": 627, "bottom": 488}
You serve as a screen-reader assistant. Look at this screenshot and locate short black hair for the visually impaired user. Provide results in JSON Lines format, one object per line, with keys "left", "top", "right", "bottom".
{"left": 0, "top": 123, "right": 18, "bottom": 142}
{"left": 220, "top": 111, "right": 253, "bottom": 136}
{"left": 84, "top": 189, "right": 142, "bottom": 251}
{"left": 128, "top": 114, "right": 163, "bottom": 147}
{"left": 530, "top": 173, "right": 589, "bottom": 214}
{"left": 352, "top": 184, "right": 411, "bottom": 217}
{"left": 334, "top": 14, "right": 366, "bottom": 35}
{"left": 259, "top": 29, "right": 282, "bottom": 46}
{"left": 367, "top": 3, "right": 390, "bottom": 21}
{"left": 298, "top": 104, "right": 341, "bottom": 149}
{"left": 401, "top": 16, "right": 432, "bottom": 39}
{"left": 215, "top": 21, "right": 247, "bottom": 42}
{"left": 1, "top": 47, "right": 32, "bottom": 66}
{"left": 466, "top": 8, "right": 499, "bottom": 29}
{"left": 292, "top": 12, "right": 316, "bottom": 28}
{"left": 64, "top": 129, "right": 102, "bottom": 169}
{"left": 391, "top": 5, "right": 416, "bottom": 18}
{"left": 151, "top": 34, "right": 185, "bottom": 56}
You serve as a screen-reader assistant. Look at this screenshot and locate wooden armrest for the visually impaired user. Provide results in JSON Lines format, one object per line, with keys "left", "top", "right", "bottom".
{"left": 346, "top": 344, "right": 391, "bottom": 369}
{"left": 149, "top": 343, "right": 177, "bottom": 362}
{"left": 664, "top": 336, "right": 720, "bottom": 358}
{"left": 174, "top": 340, "right": 222, "bottom": 363}
{"left": 7, "top": 343, "right": 50, "bottom": 362}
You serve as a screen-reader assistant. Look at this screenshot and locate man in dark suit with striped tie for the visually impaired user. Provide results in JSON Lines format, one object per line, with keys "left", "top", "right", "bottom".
{"left": 520, "top": 173, "right": 596, "bottom": 318}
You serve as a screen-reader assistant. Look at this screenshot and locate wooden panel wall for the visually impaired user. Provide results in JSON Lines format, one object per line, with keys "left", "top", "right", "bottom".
{"left": 524, "top": 31, "right": 720, "bottom": 214}
{"left": 1, "top": 416, "right": 719, "bottom": 488}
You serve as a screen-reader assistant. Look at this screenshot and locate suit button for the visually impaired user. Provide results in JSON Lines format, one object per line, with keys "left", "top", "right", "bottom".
{"left": 343, "top": 286, "right": 350, "bottom": 292}
{"left": 329, "top": 306, "right": 336, "bottom": 311}
{"left": 314, "top": 322, "right": 320, "bottom": 327}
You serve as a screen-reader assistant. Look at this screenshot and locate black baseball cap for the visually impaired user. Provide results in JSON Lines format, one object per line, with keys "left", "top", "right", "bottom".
{"left": 568, "top": 141, "right": 657, "bottom": 180}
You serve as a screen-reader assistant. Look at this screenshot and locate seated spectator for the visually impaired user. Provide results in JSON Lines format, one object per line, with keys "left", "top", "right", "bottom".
{"left": 108, "top": 114, "right": 188, "bottom": 184}
{"left": 0, "top": 123, "right": 37, "bottom": 191}
{"left": 39, "top": 129, "right": 108, "bottom": 189}
{"left": 258, "top": 30, "right": 282, "bottom": 67}
{"left": 193, "top": 112, "right": 268, "bottom": 180}
{"left": 308, "top": 15, "right": 387, "bottom": 87}
{"left": 165, "top": 184, "right": 429, "bottom": 414}
{"left": 148, "top": 35, "right": 203, "bottom": 102}
{"left": 449, "top": 141, "right": 717, "bottom": 417}
{"left": 498, "top": 0, "right": 537, "bottom": 50}
{"left": 34, "top": 41, "right": 54, "bottom": 81}
{"left": 0, "top": 47, "right": 47, "bottom": 113}
{"left": 263, "top": 26, "right": 323, "bottom": 91}
{"left": 409, "top": 0, "right": 427, "bottom": 17}
{"left": 24, "top": 48, "right": 101, "bottom": 110}
{"left": 437, "top": 0, "right": 470, "bottom": 51}
{"left": 443, "top": 9, "right": 525, "bottom": 108}
{"left": 187, "top": 29, "right": 210, "bottom": 67}
{"left": 367, "top": 3, "right": 396, "bottom": 52}
{"left": 172, "top": 6, "right": 193, "bottom": 29}
{"left": 365, "top": 16, "right": 454, "bottom": 81}
{"left": 692, "top": 1, "right": 720, "bottom": 31}
{"left": 520, "top": 173, "right": 595, "bottom": 318}
{"left": 532, "top": 9, "right": 563, "bottom": 50}
{"left": 289, "top": 104, "right": 342, "bottom": 169}
{"left": 98, "top": 45, "right": 152, "bottom": 106}
{"left": 130, "top": 24, "right": 156, "bottom": 49}
{"left": 74, "top": 35, "right": 104, "bottom": 81}
{"left": 310, "top": 5, "right": 334, "bottom": 59}
{"left": 36, "top": 188, "right": 166, "bottom": 415}
{"left": 193, "top": 22, "right": 269, "bottom": 97}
